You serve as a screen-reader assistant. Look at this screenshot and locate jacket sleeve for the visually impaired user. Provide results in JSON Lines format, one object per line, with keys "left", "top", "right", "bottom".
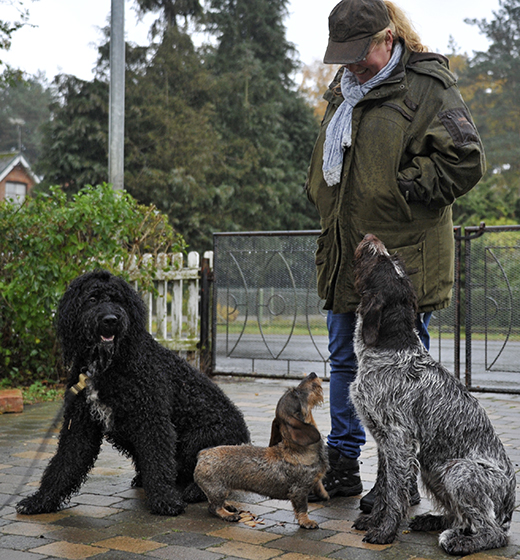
{"left": 397, "top": 84, "right": 486, "bottom": 209}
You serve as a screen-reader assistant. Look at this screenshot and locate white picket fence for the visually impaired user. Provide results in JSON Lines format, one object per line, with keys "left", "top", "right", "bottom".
{"left": 129, "top": 251, "right": 213, "bottom": 352}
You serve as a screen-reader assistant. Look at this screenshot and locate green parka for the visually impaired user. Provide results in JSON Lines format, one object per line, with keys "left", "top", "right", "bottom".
{"left": 306, "top": 46, "right": 485, "bottom": 314}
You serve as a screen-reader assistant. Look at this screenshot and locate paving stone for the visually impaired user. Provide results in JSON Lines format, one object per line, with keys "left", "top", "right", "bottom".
{"left": 51, "top": 516, "right": 119, "bottom": 530}
{"left": 29, "top": 540, "right": 109, "bottom": 559}
{"left": 93, "top": 536, "right": 166, "bottom": 553}
{"left": 267, "top": 535, "right": 344, "bottom": 557}
{"left": 0, "top": 549, "right": 47, "bottom": 560}
{"left": 50, "top": 526, "right": 118, "bottom": 544}
{"left": 70, "top": 494, "right": 124, "bottom": 508}
{"left": 88, "top": 552, "right": 148, "bottom": 560}
{"left": 209, "top": 526, "right": 283, "bottom": 545}
{"left": 323, "top": 531, "right": 393, "bottom": 551}
{"left": 1, "top": 521, "right": 60, "bottom": 538}
{"left": 147, "top": 544, "right": 226, "bottom": 559}
{"left": 266, "top": 526, "right": 337, "bottom": 541}
{"left": 276, "top": 554, "right": 337, "bottom": 560}
{"left": 0, "top": 533, "right": 56, "bottom": 550}
{"left": 206, "top": 540, "right": 283, "bottom": 560}
{"left": 153, "top": 530, "right": 225, "bottom": 548}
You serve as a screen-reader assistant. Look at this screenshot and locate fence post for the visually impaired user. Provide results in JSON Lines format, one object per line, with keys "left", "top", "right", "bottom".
{"left": 187, "top": 252, "right": 200, "bottom": 338}
{"left": 171, "top": 253, "right": 183, "bottom": 339}
{"left": 156, "top": 253, "right": 168, "bottom": 339}
{"left": 200, "top": 252, "right": 213, "bottom": 374}
{"left": 454, "top": 226, "right": 462, "bottom": 380}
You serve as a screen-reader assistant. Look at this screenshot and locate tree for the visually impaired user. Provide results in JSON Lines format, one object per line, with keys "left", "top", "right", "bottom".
{"left": 203, "top": 0, "right": 320, "bottom": 236}
{"left": 0, "top": 0, "right": 28, "bottom": 85}
{"left": 36, "top": 75, "right": 109, "bottom": 192}
{"left": 0, "top": 73, "right": 52, "bottom": 163}
{"left": 299, "top": 60, "right": 341, "bottom": 120}
{"left": 463, "top": 0, "right": 520, "bottom": 176}
{"left": 35, "top": 0, "right": 320, "bottom": 248}
{"left": 134, "top": 0, "right": 203, "bottom": 35}
{"left": 122, "top": 27, "right": 227, "bottom": 247}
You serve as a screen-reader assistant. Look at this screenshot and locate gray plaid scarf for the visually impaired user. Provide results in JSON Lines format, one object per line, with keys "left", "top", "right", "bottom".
{"left": 322, "top": 42, "right": 403, "bottom": 187}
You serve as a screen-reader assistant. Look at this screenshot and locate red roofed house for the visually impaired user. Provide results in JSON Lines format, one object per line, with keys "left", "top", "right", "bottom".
{"left": 0, "top": 152, "right": 40, "bottom": 203}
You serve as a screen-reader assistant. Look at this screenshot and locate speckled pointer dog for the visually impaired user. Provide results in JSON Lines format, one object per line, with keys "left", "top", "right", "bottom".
{"left": 194, "top": 372, "right": 329, "bottom": 529}
{"left": 350, "top": 234, "right": 516, "bottom": 555}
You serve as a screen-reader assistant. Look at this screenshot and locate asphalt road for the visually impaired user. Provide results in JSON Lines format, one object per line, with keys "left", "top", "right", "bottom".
{"left": 214, "top": 333, "right": 520, "bottom": 393}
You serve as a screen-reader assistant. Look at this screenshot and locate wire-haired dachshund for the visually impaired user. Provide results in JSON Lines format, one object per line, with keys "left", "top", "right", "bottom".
{"left": 194, "top": 372, "right": 329, "bottom": 529}
{"left": 350, "top": 234, "right": 516, "bottom": 555}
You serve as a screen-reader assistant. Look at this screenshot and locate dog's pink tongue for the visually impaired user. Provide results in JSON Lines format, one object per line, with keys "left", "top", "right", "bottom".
{"left": 101, "top": 335, "right": 115, "bottom": 342}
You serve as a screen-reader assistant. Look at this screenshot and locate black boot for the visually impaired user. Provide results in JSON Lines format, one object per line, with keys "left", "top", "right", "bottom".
{"left": 359, "top": 479, "right": 421, "bottom": 513}
{"left": 309, "top": 447, "right": 363, "bottom": 502}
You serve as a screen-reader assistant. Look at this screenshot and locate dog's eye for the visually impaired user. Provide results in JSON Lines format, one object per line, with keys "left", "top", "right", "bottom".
{"left": 88, "top": 296, "right": 97, "bottom": 304}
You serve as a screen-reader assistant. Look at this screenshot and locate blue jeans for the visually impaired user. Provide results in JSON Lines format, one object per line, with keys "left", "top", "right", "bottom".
{"left": 327, "top": 310, "right": 432, "bottom": 459}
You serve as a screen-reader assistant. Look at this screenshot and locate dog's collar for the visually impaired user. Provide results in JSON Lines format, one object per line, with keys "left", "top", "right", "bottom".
{"left": 68, "top": 370, "right": 93, "bottom": 396}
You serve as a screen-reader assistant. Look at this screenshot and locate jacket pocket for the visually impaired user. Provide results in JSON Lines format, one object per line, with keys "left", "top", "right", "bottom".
{"left": 315, "top": 227, "right": 337, "bottom": 300}
{"left": 391, "top": 239, "right": 426, "bottom": 299}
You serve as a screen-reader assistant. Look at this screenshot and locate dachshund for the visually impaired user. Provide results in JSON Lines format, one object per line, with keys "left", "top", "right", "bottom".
{"left": 194, "top": 372, "right": 329, "bottom": 529}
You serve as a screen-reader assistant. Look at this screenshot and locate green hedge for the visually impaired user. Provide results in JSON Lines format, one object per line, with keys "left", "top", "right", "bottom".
{"left": 0, "top": 184, "right": 185, "bottom": 386}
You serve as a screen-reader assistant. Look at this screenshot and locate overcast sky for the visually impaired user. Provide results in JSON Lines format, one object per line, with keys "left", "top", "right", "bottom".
{"left": 3, "top": 0, "right": 500, "bottom": 82}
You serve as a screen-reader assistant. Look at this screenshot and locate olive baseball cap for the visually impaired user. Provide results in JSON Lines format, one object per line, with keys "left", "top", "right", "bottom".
{"left": 324, "top": 0, "right": 390, "bottom": 64}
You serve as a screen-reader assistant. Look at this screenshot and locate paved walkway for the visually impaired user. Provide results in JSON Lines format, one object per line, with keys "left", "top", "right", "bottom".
{"left": 0, "top": 376, "right": 519, "bottom": 560}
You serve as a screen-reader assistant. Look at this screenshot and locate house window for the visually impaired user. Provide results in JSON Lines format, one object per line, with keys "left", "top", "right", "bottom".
{"left": 5, "top": 181, "right": 27, "bottom": 203}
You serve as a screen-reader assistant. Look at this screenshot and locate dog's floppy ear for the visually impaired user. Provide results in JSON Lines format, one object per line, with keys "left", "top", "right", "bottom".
{"left": 360, "top": 294, "right": 384, "bottom": 347}
{"left": 269, "top": 418, "right": 282, "bottom": 447}
{"left": 283, "top": 416, "right": 321, "bottom": 447}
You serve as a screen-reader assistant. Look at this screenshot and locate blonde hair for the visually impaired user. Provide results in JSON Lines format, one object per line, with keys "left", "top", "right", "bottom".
{"left": 372, "top": 1, "right": 428, "bottom": 52}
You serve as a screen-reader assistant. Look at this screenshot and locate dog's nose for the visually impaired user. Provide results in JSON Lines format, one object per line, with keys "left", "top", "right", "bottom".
{"left": 102, "top": 315, "right": 118, "bottom": 328}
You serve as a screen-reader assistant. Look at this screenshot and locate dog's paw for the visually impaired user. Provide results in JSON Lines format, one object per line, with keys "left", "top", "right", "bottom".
{"left": 149, "top": 499, "right": 186, "bottom": 517}
{"left": 182, "top": 482, "right": 206, "bottom": 503}
{"left": 214, "top": 505, "right": 240, "bottom": 522}
{"left": 16, "top": 495, "right": 58, "bottom": 516}
{"left": 298, "top": 517, "right": 319, "bottom": 530}
{"left": 363, "top": 527, "right": 397, "bottom": 545}
{"left": 353, "top": 513, "right": 376, "bottom": 532}
{"left": 410, "top": 513, "right": 450, "bottom": 532}
{"left": 439, "top": 528, "right": 507, "bottom": 556}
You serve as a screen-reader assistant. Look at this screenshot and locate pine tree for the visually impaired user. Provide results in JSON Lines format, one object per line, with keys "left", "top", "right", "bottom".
{"left": 204, "top": 0, "right": 319, "bottom": 234}
{"left": 463, "top": 0, "right": 520, "bottom": 175}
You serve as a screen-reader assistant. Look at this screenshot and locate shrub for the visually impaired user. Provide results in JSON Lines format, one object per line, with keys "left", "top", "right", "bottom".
{"left": 0, "top": 184, "right": 186, "bottom": 385}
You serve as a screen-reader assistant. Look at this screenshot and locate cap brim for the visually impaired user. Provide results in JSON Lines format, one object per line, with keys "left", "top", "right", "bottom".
{"left": 323, "top": 36, "right": 371, "bottom": 64}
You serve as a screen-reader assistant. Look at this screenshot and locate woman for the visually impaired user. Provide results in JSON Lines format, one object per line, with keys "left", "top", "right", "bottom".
{"left": 306, "top": 0, "right": 485, "bottom": 511}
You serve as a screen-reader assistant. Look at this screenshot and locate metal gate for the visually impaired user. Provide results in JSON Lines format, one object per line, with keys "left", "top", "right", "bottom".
{"left": 211, "top": 227, "right": 520, "bottom": 394}
{"left": 463, "top": 225, "right": 520, "bottom": 394}
{"left": 212, "top": 232, "right": 328, "bottom": 378}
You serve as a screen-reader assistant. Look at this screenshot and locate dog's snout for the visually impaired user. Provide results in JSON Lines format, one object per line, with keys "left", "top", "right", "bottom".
{"left": 99, "top": 314, "right": 119, "bottom": 339}
{"left": 102, "top": 314, "right": 118, "bottom": 328}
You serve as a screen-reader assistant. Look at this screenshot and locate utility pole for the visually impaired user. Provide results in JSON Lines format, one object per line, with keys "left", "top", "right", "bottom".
{"left": 8, "top": 118, "right": 24, "bottom": 152}
{"left": 109, "top": 0, "right": 125, "bottom": 191}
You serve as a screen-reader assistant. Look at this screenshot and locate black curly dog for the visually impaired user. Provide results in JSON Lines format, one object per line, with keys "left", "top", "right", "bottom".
{"left": 17, "top": 270, "right": 250, "bottom": 516}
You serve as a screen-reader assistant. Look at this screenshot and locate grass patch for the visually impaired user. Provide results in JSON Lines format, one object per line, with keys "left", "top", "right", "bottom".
{"left": 21, "top": 382, "right": 65, "bottom": 405}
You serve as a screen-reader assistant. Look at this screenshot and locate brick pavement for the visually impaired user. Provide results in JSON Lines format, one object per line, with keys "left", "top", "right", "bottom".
{"left": 0, "top": 376, "right": 519, "bottom": 560}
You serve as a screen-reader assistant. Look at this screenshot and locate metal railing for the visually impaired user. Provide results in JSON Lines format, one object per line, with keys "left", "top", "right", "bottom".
{"left": 212, "top": 227, "right": 520, "bottom": 394}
